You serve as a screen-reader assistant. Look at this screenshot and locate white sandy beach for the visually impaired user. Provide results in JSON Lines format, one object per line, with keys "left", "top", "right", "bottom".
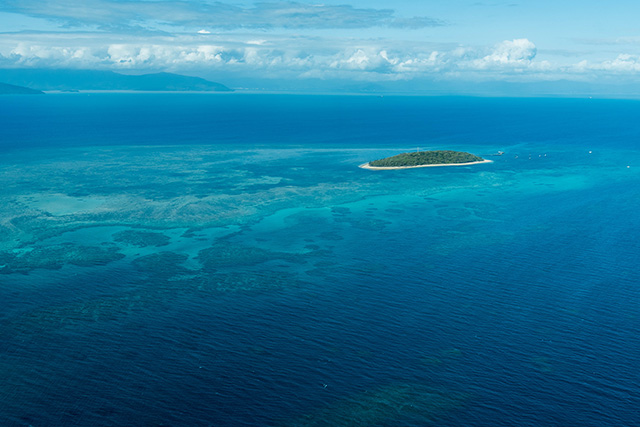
{"left": 359, "top": 159, "right": 493, "bottom": 170}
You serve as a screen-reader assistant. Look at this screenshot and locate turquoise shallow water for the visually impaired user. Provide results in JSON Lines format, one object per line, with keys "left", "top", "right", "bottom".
{"left": 1, "top": 94, "right": 640, "bottom": 426}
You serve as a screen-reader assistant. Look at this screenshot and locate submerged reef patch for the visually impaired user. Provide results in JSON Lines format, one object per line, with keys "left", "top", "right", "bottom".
{"left": 131, "top": 251, "right": 190, "bottom": 277}
{"left": 0, "top": 244, "right": 124, "bottom": 274}
{"left": 284, "top": 382, "right": 467, "bottom": 426}
{"left": 194, "top": 271, "right": 303, "bottom": 292}
{"left": 113, "top": 230, "right": 171, "bottom": 247}
{"left": 197, "top": 241, "right": 304, "bottom": 270}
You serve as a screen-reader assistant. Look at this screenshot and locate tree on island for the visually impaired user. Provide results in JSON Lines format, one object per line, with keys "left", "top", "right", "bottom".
{"left": 369, "top": 150, "right": 484, "bottom": 167}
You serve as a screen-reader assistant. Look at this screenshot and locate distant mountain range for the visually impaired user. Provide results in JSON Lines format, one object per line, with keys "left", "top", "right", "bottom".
{"left": 0, "top": 69, "right": 232, "bottom": 92}
{"left": 4, "top": 68, "right": 633, "bottom": 98}
{"left": 0, "top": 82, "right": 44, "bottom": 95}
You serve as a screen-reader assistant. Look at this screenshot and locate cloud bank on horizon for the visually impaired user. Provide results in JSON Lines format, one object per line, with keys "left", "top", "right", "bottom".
{"left": 2, "top": 0, "right": 640, "bottom": 90}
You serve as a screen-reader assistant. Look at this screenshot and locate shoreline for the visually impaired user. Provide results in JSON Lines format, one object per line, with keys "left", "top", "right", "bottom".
{"left": 359, "top": 159, "right": 493, "bottom": 170}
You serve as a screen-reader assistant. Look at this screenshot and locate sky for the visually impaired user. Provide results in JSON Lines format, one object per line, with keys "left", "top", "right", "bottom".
{"left": 2, "top": 0, "right": 640, "bottom": 92}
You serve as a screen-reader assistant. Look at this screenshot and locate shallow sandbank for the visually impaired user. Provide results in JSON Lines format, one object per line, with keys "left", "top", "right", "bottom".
{"left": 359, "top": 159, "right": 493, "bottom": 170}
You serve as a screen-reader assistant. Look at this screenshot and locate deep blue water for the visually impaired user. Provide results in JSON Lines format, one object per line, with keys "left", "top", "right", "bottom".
{"left": 1, "top": 94, "right": 640, "bottom": 426}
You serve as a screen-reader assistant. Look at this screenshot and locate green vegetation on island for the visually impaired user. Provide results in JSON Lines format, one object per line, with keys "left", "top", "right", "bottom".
{"left": 368, "top": 150, "right": 484, "bottom": 167}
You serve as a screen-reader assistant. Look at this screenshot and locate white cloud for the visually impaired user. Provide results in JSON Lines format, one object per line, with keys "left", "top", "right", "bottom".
{"left": 194, "top": 45, "right": 225, "bottom": 63}
{"left": 598, "top": 54, "right": 640, "bottom": 72}
{"left": 393, "top": 51, "right": 444, "bottom": 73}
{"left": 473, "top": 38, "right": 537, "bottom": 69}
{"left": 329, "top": 48, "right": 403, "bottom": 73}
{"left": 565, "top": 54, "right": 640, "bottom": 75}
{"left": 0, "top": 35, "right": 547, "bottom": 78}
{"left": 107, "top": 44, "right": 139, "bottom": 65}
{"left": 5, "top": 32, "right": 640, "bottom": 84}
{"left": 8, "top": 42, "right": 100, "bottom": 67}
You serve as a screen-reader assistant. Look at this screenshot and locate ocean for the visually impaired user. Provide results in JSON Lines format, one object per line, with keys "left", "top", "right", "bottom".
{"left": 1, "top": 94, "right": 639, "bottom": 426}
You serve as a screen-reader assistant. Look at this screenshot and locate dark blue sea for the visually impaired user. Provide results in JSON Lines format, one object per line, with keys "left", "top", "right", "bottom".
{"left": 1, "top": 94, "right": 640, "bottom": 426}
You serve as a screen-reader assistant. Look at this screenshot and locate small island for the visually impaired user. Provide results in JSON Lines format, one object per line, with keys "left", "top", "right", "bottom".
{"left": 360, "top": 150, "right": 492, "bottom": 170}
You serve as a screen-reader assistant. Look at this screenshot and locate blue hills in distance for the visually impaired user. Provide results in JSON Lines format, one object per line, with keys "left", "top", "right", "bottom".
{"left": 0, "top": 81, "right": 44, "bottom": 95}
{"left": 0, "top": 69, "right": 232, "bottom": 92}
{"left": 4, "top": 68, "right": 632, "bottom": 98}
{"left": 0, "top": 68, "right": 632, "bottom": 98}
